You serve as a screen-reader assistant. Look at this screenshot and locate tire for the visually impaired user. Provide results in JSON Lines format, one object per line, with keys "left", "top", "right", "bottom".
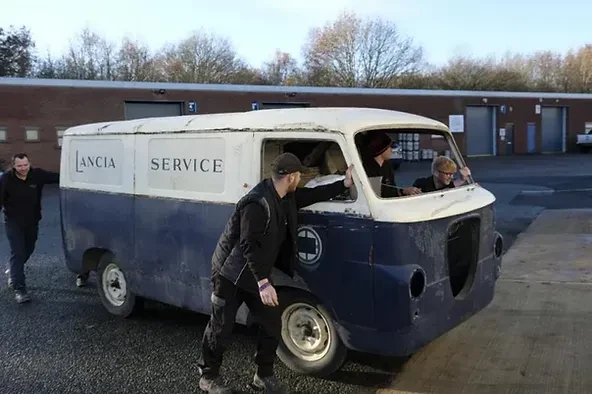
{"left": 96, "top": 253, "right": 143, "bottom": 318}
{"left": 276, "top": 290, "right": 347, "bottom": 377}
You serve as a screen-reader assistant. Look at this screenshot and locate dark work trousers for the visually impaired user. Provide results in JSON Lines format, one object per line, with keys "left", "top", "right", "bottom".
{"left": 198, "top": 275, "right": 282, "bottom": 379}
{"left": 5, "top": 220, "right": 39, "bottom": 291}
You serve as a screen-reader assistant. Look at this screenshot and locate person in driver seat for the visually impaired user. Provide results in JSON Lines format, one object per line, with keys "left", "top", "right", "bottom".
{"left": 362, "top": 132, "right": 421, "bottom": 198}
{"left": 413, "top": 156, "right": 471, "bottom": 193}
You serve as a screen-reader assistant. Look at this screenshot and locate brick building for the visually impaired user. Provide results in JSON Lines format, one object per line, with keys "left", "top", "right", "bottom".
{"left": 1, "top": 77, "right": 591, "bottom": 172}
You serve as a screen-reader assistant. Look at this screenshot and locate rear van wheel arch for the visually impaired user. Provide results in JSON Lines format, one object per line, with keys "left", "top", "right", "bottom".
{"left": 82, "top": 247, "right": 113, "bottom": 272}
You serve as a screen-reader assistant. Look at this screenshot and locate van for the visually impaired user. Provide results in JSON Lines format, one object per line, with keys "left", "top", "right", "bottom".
{"left": 59, "top": 107, "right": 503, "bottom": 377}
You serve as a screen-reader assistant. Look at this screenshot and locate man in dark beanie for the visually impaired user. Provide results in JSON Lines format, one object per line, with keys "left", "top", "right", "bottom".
{"left": 362, "top": 132, "right": 420, "bottom": 198}
{"left": 198, "top": 152, "right": 354, "bottom": 394}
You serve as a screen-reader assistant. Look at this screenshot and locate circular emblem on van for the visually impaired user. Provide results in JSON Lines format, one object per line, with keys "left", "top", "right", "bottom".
{"left": 297, "top": 226, "right": 323, "bottom": 265}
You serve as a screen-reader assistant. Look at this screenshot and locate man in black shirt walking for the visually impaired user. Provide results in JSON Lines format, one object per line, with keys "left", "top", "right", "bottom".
{"left": 198, "top": 153, "right": 354, "bottom": 394}
{"left": 0, "top": 153, "right": 60, "bottom": 303}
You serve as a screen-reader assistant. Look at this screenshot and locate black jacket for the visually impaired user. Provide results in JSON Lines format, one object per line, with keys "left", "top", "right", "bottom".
{"left": 0, "top": 167, "right": 60, "bottom": 226}
{"left": 413, "top": 176, "right": 455, "bottom": 193}
{"left": 211, "top": 177, "right": 347, "bottom": 292}
{"left": 362, "top": 157, "right": 400, "bottom": 198}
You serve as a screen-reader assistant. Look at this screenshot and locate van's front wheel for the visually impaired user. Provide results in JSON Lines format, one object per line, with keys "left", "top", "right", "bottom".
{"left": 96, "top": 254, "right": 142, "bottom": 318}
{"left": 277, "top": 291, "right": 347, "bottom": 377}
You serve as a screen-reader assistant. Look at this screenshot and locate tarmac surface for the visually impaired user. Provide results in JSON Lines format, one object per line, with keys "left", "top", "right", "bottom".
{"left": 0, "top": 154, "right": 590, "bottom": 394}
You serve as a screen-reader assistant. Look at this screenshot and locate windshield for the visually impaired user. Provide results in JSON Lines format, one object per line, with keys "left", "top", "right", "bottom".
{"left": 354, "top": 128, "right": 472, "bottom": 199}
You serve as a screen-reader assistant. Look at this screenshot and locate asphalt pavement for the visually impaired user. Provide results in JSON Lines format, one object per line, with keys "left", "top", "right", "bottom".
{"left": 0, "top": 154, "right": 590, "bottom": 394}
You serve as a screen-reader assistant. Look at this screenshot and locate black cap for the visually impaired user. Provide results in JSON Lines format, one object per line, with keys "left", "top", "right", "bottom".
{"left": 272, "top": 153, "right": 308, "bottom": 175}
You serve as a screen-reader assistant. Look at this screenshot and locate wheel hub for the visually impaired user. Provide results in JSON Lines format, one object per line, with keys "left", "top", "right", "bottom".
{"left": 282, "top": 303, "right": 331, "bottom": 362}
{"left": 102, "top": 263, "right": 127, "bottom": 307}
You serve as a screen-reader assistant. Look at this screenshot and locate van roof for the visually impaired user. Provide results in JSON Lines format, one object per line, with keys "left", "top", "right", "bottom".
{"left": 64, "top": 107, "right": 451, "bottom": 136}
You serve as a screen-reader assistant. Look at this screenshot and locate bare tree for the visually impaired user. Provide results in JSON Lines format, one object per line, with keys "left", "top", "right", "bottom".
{"left": 158, "top": 30, "right": 249, "bottom": 84}
{"left": 231, "top": 62, "right": 269, "bottom": 85}
{"left": 433, "top": 56, "right": 496, "bottom": 90}
{"left": 563, "top": 45, "right": 592, "bottom": 93}
{"left": 260, "top": 49, "right": 301, "bottom": 85}
{"left": 58, "top": 27, "right": 117, "bottom": 80}
{"left": 34, "top": 51, "right": 67, "bottom": 78}
{"left": 431, "top": 54, "right": 530, "bottom": 91}
{"left": 116, "top": 37, "right": 162, "bottom": 81}
{"left": 302, "top": 11, "right": 424, "bottom": 88}
{"left": 525, "top": 51, "right": 566, "bottom": 92}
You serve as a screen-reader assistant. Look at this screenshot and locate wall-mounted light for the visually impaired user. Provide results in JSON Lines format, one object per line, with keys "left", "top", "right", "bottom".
{"left": 482, "top": 98, "right": 488, "bottom": 103}
{"left": 152, "top": 89, "right": 166, "bottom": 95}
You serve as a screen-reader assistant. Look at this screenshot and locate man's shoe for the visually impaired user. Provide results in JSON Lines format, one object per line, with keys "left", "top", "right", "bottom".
{"left": 15, "top": 290, "right": 31, "bottom": 304}
{"left": 198, "top": 376, "right": 232, "bottom": 394}
{"left": 76, "top": 276, "right": 86, "bottom": 288}
{"left": 250, "top": 374, "right": 289, "bottom": 394}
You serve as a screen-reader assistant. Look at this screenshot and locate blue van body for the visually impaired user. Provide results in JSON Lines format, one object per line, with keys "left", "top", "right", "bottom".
{"left": 60, "top": 189, "right": 500, "bottom": 358}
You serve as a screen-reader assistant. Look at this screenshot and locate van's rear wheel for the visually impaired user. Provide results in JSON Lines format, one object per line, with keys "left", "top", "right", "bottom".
{"left": 96, "top": 254, "right": 142, "bottom": 318}
{"left": 277, "top": 291, "right": 347, "bottom": 377}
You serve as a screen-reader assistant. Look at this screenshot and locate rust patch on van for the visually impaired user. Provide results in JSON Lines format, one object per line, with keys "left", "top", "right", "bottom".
{"left": 407, "top": 222, "right": 448, "bottom": 282}
{"left": 407, "top": 221, "right": 443, "bottom": 259}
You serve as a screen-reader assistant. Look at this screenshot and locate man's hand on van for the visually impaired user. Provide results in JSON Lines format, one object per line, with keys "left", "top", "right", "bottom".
{"left": 344, "top": 164, "right": 354, "bottom": 188}
{"left": 460, "top": 166, "right": 471, "bottom": 180}
{"left": 402, "top": 186, "right": 422, "bottom": 196}
{"left": 258, "top": 278, "right": 279, "bottom": 307}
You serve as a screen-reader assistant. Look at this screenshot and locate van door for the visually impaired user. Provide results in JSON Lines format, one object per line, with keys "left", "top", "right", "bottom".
{"left": 252, "top": 131, "right": 375, "bottom": 327}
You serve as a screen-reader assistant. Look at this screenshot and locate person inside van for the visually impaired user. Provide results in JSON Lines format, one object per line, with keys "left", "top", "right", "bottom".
{"left": 413, "top": 156, "right": 471, "bottom": 193}
{"left": 362, "top": 132, "right": 421, "bottom": 198}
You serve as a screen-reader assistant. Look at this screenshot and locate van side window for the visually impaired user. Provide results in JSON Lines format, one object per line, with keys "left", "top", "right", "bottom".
{"left": 355, "top": 129, "right": 471, "bottom": 199}
{"left": 261, "top": 138, "right": 354, "bottom": 202}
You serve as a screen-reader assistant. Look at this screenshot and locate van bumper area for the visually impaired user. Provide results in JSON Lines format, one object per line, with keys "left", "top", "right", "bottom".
{"left": 335, "top": 254, "right": 500, "bottom": 357}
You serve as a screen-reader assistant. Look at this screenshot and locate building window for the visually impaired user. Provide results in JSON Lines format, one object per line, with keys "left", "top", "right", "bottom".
{"left": 56, "top": 127, "right": 67, "bottom": 147}
{"left": 0, "top": 127, "right": 7, "bottom": 143}
{"left": 25, "top": 127, "right": 40, "bottom": 142}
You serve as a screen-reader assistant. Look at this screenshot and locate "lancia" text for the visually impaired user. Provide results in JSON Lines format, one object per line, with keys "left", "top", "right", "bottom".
{"left": 75, "top": 151, "right": 116, "bottom": 173}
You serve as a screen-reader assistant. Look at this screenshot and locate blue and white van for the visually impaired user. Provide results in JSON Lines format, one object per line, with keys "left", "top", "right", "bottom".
{"left": 59, "top": 107, "right": 503, "bottom": 377}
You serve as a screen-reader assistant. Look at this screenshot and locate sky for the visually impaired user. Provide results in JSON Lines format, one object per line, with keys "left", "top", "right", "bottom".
{"left": 2, "top": 0, "right": 592, "bottom": 68}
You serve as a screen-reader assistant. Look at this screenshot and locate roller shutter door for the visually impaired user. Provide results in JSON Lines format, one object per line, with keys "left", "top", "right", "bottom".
{"left": 124, "top": 102, "right": 183, "bottom": 120}
{"left": 465, "top": 106, "right": 495, "bottom": 156}
{"left": 541, "top": 107, "right": 564, "bottom": 153}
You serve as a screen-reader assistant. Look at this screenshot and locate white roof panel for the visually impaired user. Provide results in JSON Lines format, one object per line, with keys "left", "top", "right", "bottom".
{"left": 64, "top": 107, "right": 451, "bottom": 136}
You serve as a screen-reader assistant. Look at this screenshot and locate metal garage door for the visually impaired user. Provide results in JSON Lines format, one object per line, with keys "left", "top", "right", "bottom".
{"left": 465, "top": 106, "right": 495, "bottom": 156}
{"left": 541, "top": 107, "right": 564, "bottom": 153}
{"left": 124, "top": 102, "right": 183, "bottom": 120}
{"left": 254, "top": 101, "right": 311, "bottom": 110}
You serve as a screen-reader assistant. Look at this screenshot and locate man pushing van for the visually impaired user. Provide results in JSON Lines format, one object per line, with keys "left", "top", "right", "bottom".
{"left": 198, "top": 152, "right": 354, "bottom": 394}
{"left": 0, "top": 153, "right": 60, "bottom": 303}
